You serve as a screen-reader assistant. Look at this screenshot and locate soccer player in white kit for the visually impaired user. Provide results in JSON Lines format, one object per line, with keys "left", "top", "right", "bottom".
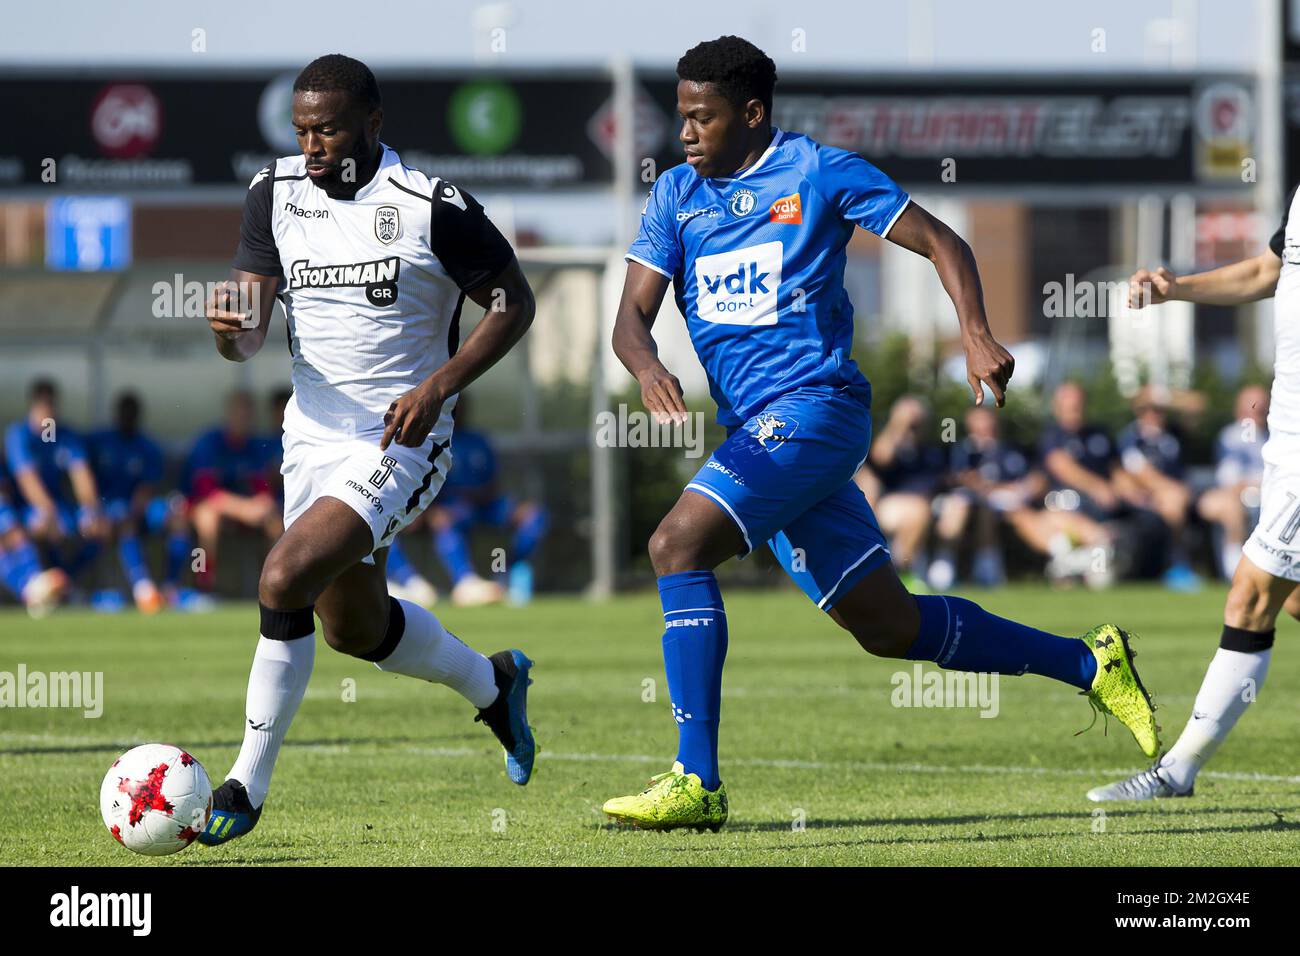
{"left": 198, "top": 55, "right": 538, "bottom": 844}
{"left": 1089, "top": 185, "right": 1300, "bottom": 800}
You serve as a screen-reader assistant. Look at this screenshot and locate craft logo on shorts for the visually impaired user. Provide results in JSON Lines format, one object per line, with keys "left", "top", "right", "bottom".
{"left": 747, "top": 413, "right": 799, "bottom": 452}
{"left": 289, "top": 256, "right": 400, "bottom": 307}
{"left": 375, "top": 205, "right": 401, "bottom": 245}
{"left": 769, "top": 192, "right": 802, "bottom": 224}
{"left": 728, "top": 187, "right": 758, "bottom": 217}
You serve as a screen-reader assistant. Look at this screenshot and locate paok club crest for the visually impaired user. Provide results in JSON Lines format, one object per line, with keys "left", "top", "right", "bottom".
{"left": 375, "top": 205, "right": 401, "bottom": 245}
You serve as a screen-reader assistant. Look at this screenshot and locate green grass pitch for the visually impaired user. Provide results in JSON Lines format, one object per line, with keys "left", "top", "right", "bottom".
{"left": 2, "top": 584, "right": 1298, "bottom": 866}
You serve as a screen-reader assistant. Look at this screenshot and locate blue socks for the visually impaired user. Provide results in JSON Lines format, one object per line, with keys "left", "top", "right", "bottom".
{"left": 658, "top": 570, "right": 728, "bottom": 790}
{"left": 510, "top": 507, "right": 548, "bottom": 563}
{"left": 907, "top": 594, "right": 1097, "bottom": 690}
{"left": 386, "top": 539, "right": 418, "bottom": 586}
{"left": 164, "top": 532, "right": 190, "bottom": 586}
{"left": 434, "top": 525, "right": 474, "bottom": 585}
{"left": 117, "top": 535, "right": 150, "bottom": 588}
{"left": 0, "top": 542, "right": 42, "bottom": 597}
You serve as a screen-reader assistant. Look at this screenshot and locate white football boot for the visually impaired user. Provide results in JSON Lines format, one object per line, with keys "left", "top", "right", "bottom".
{"left": 1087, "top": 765, "right": 1192, "bottom": 802}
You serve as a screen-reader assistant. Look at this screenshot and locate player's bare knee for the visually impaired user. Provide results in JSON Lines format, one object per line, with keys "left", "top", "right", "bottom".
{"left": 258, "top": 553, "right": 315, "bottom": 610}
{"left": 648, "top": 519, "right": 698, "bottom": 576}
{"left": 852, "top": 620, "right": 915, "bottom": 659}
{"left": 1224, "top": 580, "right": 1273, "bottom": 631}
{"left": 833, "top": 606, "right": 917, "bottom": 659}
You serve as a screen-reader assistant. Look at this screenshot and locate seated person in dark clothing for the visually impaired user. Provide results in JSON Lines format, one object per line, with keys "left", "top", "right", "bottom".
{"left": 854, "top": 395, "right": 947, "bottom": 583}
{"left": 1039, "top": 382, "right": 1167, "bottom": 584}
{"left": 1116, "top": 386, "right": 1201, "bottom": 590}
{"left": 932, "top": 405, "right": 1039, "bottom": 588}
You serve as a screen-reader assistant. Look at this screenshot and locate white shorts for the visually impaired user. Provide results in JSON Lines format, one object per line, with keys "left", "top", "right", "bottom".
{"left": 281, "top": 429, "right": 452, "bottom": 565}
{"left": 1242, "top": 435, "right": 1300, "bottom": 582}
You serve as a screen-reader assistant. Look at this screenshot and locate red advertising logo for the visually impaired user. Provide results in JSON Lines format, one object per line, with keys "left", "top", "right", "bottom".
{"left": 91, "top": 84, "right": 162, "bottom": 158}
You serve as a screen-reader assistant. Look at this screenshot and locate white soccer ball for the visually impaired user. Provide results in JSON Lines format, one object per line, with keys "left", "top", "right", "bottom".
{"left": 99, "top": 744, "right": 212, "bottom": 856}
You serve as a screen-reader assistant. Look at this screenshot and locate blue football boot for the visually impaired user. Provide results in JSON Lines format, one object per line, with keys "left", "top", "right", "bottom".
{"left": 474, "top": 650, "right": 537, "bottom": 785}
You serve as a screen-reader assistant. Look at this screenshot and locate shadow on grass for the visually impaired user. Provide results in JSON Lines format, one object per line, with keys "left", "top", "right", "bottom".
{"left": 727, "top": 806, "right": 1300, "bottom": 832}
{"left": 634, "top": 811, "right": 1300, "bottom": 852}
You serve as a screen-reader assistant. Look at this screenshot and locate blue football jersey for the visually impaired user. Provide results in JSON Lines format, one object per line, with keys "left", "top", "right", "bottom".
{"left": 444, "top": 429, "right": 498, "bottom": 492}
{"left": 88, "top": 428, "right": 164, "bottom": 502}
{"left": 182, "top": 428, "right": 270, "bottom": 498}
{"left": 4, "top": 419, "right": 88, "bottom": 505}
{"left": 627, "top": 128, "right": 910, "bottom": 427}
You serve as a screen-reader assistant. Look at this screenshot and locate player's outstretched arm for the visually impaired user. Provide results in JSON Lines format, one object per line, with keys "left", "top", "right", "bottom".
{"left": 1128, "top": 252, "right": 1281, "bottom": 309}
{"left": 886, "top": 202, "right": 1014, "bottom": 406}
{"left": 381, "top": 259, "right": 535, "bottom": 450}
{"left": 612, "top": 261, "right": 687, "bottom": 424}
{"left": 203, "top": 269, "right": 281, "bottom": 363}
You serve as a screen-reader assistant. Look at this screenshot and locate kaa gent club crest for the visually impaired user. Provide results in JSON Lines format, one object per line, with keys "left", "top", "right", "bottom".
{"left": 729, "top": 188, "right": 757, "bottom": 217}
{"left": 375, "top": 205, "right": 401, "bottom": 245}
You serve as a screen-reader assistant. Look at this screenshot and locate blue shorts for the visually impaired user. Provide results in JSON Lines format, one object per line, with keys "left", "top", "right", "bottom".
{"left": 104, "top": 496, "right": 171, "bottom": 534}
{"left": 686, "top": 385, "right": 892, "bottom": 610}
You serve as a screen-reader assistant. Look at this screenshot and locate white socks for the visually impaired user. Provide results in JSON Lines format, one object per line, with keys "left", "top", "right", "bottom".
{"left": 374, "top": 598, "right": 498, "bottom": 709}
{"left": 1159, "top": 647, "right": 1271, "bottom": 792}
{"left": 228, "top": 633, "right": 316, "bottom": 808}
{"left": 226, "top": 600, "right": 497, "bottom": 808}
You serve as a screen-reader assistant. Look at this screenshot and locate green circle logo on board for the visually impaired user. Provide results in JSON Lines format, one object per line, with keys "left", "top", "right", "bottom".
{"left": 448, "top": 81, "right": 522, "bottom": 155}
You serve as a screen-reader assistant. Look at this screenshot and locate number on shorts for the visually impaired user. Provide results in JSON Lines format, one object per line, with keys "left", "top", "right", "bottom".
{"left": 1265, "top": 491, "right": 1300, "bottom": 545}
{"left": 370, "top": 456, "right": 397, "bottom": 490}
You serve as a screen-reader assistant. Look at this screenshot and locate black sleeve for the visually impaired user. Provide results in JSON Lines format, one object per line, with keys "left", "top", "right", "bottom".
{"left": 231, "top": 164, "right": 283, "bottom": 280}
{"left": 429, "top": 179, "right": 517, "bottom": 293}
{"left": 1269, "top": 183, "right": 1298, "bottom": 258}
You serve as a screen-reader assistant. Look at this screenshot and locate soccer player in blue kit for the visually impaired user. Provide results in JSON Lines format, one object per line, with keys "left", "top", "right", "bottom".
{"left": 601, "top": 36, "right": 1161, "bottom": 831}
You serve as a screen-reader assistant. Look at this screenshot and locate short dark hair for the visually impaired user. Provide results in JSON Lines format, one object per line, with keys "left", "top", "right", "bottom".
{"left": 294, "top": 54, "right": 381, "bottom": 111}
{"left": 30, "top": 378, "right": 57, "bottom": 403}
{"left": 676, "top": 36, "right": 777, "bottom": 115}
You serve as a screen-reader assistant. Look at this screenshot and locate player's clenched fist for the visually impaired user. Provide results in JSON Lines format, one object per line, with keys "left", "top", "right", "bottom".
{"left": 382, "top": 379, "right": 446, "bottom": 449}
{"left": 204, "top": 280, "right": 257, "bottom": 337}
{"left": 964, "top": 332, "right": 1015, "bottom": 407}
{"left": 1128, "top": 266, "right": 1177, "bottom": 309}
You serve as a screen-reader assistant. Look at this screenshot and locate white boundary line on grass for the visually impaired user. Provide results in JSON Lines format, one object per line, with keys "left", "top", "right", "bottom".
{"left": 4, "top": 732, "right": 1299, "bottom": 786}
